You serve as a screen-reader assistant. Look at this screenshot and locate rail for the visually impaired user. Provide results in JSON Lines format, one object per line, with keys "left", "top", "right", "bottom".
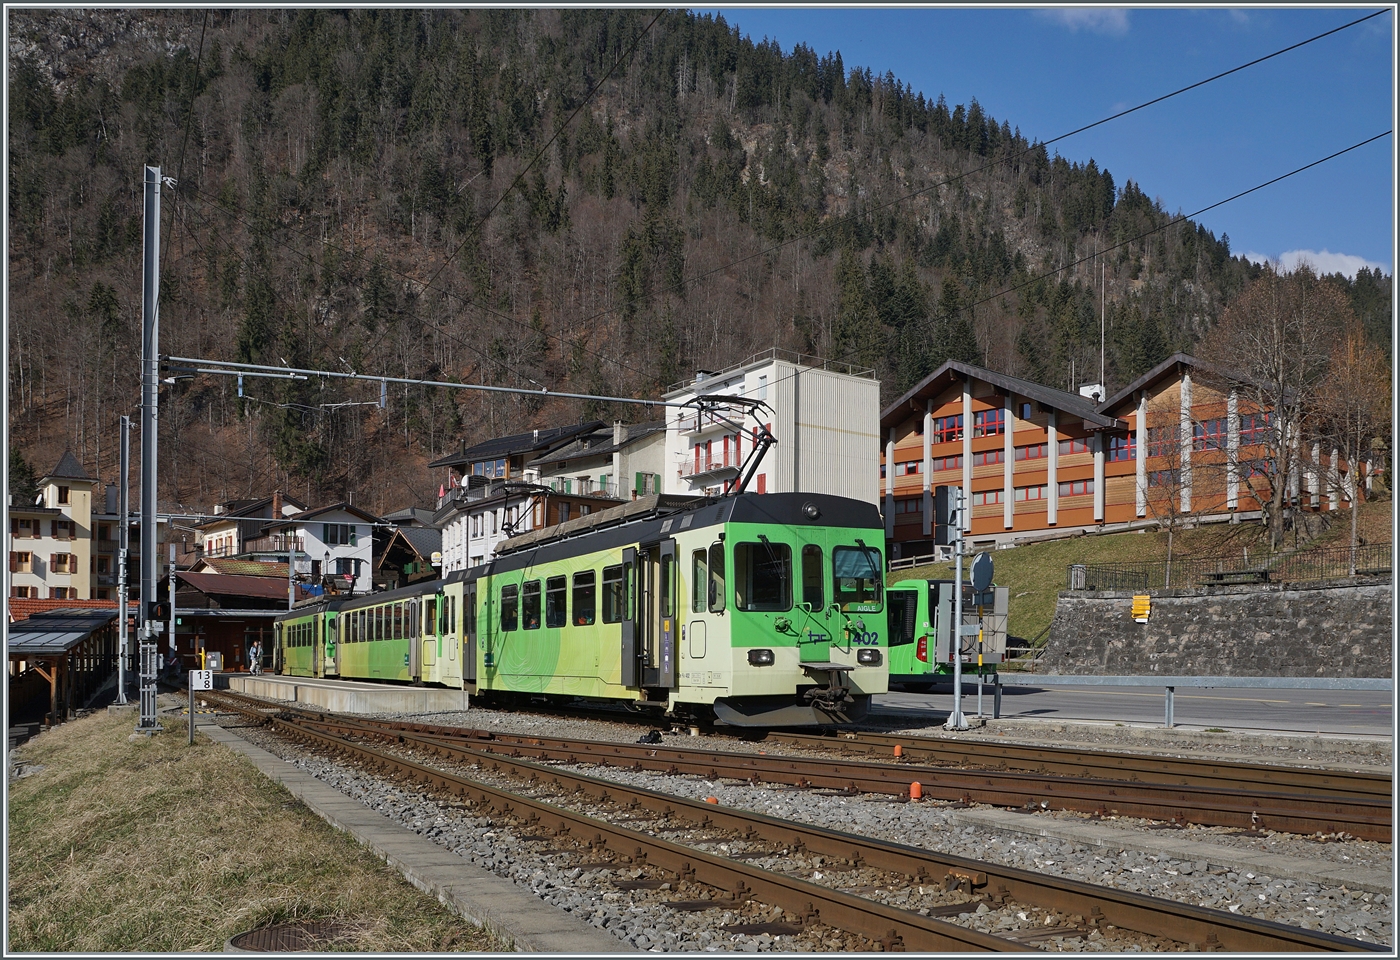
{"left": 1067, "top": 542, "right": 1392, "bottom": 591}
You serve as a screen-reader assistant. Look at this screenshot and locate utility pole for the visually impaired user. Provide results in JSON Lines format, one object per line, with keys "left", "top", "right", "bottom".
{"left": 945, "top": 486, "right": 968, "bottom": 731}
{"left": 116, "top": 416, "right": 130, "bottom": 704}
{"left": 137, "top": 164, "right": 162, "bottom": 734}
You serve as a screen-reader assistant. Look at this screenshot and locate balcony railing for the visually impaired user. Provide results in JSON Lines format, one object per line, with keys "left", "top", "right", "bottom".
{"left": 202, "top": 544, "right": 240, "bottom": 559}
{"left": 244, "top": 535, "right": 305, "bottom": 555}
{"left": 546, "top": 478, "right": 626, "bottom": 500}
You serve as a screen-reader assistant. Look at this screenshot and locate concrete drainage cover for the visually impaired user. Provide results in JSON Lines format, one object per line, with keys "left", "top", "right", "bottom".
{"left": 226, "top": 920, "right": 351, "bottom": 952}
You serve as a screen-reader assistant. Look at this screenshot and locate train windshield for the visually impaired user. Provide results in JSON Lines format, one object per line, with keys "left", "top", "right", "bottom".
{"left": 833, "top": 546, "right": 883, "bottom": 612}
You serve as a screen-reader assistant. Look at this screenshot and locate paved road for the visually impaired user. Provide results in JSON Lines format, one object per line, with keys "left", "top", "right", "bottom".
{"left": 873, "top": 682, "right": 1394, "bottom": 737}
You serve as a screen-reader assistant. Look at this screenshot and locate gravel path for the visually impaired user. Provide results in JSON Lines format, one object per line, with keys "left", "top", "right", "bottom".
{"left": 213, "top": 705, "right": 1393, "bottom": 950}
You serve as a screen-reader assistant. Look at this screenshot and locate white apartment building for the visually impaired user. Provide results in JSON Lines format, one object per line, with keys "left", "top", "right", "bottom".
{"left": 259, "top": 503, "right": 379, "bottom": 595}
{"left": 662, "top": 349, "right": 882, "bottom": 504}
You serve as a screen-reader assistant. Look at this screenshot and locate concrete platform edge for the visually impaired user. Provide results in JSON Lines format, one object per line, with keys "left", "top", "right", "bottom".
{"left": 950, "top": 808, "right": 1392, "bottom": 895}
{"left": 196, "top": 718, "right": 630, "bottom": 954}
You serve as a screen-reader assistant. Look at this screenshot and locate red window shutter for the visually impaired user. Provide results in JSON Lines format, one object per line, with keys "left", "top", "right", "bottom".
{"left": 50, "top": 554, "right": 57, "bottom": 569}
{"left": 723, "top": 435, "right": 730, "bottom": 467}
{"left": 756, "top": 474, "right": 767, "bottom": 494}
{"left": 51, "top": 520, "right": 58, "bottom": 537}
{"left": 8, "top": 552, "right": 16, "bottom": 573}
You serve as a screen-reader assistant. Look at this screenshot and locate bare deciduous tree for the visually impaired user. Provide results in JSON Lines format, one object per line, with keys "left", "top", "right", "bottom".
{"left": 1316, "top": 322, "right": 1392, "bottom": 573}
{"left": 1197, "top": 265, "right": 1352, "bottom": 549}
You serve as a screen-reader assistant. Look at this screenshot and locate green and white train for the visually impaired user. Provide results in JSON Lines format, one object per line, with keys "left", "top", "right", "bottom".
{"left": 273, "top": 492, "right": 889, "bottom": 726}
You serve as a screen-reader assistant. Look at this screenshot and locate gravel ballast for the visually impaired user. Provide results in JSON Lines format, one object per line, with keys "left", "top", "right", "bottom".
{"left": 211, "top": 704, "right": 1393, "bottom": 951}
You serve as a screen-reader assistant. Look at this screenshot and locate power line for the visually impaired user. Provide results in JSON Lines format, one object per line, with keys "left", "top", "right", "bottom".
{"left": 746, "top": 129, "right": 1395, "bottom": 411}
{"left": 560, "top": 8, "right": 1390, "bottom": 332}
{"left": 961, "top": 131, "right": 1393, "bottom": 318}
{"left": 170, "top": 8, "right": 1384, "bottom": 399}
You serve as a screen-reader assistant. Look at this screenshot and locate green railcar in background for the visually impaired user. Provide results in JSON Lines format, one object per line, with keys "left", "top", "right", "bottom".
{"left": 885, "top": 579, "right": 1008, "bottom": 692}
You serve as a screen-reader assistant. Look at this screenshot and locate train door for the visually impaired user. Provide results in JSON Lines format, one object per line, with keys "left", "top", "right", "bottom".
{"left": 273, "top": 622, "right": 283, "bottom": 675}
{"left": 423, "top": 596, "right": 438, "bottom": 679}
{"left": 312, "top": 617, "right": 322, "bottom": 679}
{"left": 642, "top": 539, "right": 677, "bottom": 689}
{"left": 408, "top": 598, "right": 422, "bottom": 682}
{"left": 620, "top": 547, "right": 638, "bottom": 687}
{"left": 324, "top": 614, "right": 339, "bottom": 677}
{"left": 465, "top": 582, "right": 478, "bottom": 684}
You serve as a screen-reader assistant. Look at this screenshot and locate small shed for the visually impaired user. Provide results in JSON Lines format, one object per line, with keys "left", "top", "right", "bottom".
{"left": 8, "top": 608, "right": 119, "bottom": 726}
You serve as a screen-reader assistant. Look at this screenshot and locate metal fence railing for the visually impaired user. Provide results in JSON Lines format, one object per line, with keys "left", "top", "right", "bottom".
{"left": 1067, "top": 542, "right": 1393, "bottom": 591}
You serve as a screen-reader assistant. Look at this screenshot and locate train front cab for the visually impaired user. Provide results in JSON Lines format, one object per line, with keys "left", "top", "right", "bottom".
{"left": 702, "top": 529, "right": 889, "bottom": 727}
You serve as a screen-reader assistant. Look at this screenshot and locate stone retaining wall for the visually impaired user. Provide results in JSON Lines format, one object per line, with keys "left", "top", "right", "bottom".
{"left": 1039, "top": 579, "right": 1392, "bottom": 678}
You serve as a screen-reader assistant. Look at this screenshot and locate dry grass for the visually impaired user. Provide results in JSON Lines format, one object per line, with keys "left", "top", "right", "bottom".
{"left": 896, "top": 500, "right": 1393, "bottom": 643}
{"left": 7, "top": 711, "right": 510, "bottom": 953}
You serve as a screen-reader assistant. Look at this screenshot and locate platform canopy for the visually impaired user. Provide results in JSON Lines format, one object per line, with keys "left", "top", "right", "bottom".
{"left": 8, "top": 609, "right": 118, "bottom": 656}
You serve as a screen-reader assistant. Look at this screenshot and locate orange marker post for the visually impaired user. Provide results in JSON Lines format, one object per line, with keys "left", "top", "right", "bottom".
{"left": 909, "top": 781, "right": 923, "bottom": 802}
{"left": 893, "top": 744, "right": 903, "bottom": 759}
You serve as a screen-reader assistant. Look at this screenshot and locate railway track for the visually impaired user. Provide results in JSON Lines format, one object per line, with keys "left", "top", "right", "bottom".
{"left": 243, "top": 701, "right": 1391, "bottom": 842}
{"left": 205, "top": 690, "right": 1387, "bottom": 952}
{"left": 453, "top": 688, "right": 1392, "bottom": 802}
{"left": 769, "top": 729, "right": 1393, "bottom": 802}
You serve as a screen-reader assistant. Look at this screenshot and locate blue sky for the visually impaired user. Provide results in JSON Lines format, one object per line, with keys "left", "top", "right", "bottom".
{"left": 693, "top": 7, "right": 1395, "bottom": 277}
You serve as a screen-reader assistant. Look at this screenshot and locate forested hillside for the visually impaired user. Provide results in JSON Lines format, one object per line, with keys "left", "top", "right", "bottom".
{"left": 7, "top": 9, "right": 1390, "bottom": 514}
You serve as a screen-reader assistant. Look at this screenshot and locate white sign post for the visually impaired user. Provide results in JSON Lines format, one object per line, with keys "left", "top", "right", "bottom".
{"left": 188, "top": 670, "right": 213, "bottom": 745}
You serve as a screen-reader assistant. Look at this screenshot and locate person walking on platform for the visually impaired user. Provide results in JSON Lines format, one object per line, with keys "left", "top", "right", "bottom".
{"left": 248, "top": 639, "right": 262, "bottom": 675}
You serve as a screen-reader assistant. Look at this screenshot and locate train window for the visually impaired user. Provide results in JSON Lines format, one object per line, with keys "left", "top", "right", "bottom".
{"left": 801, "top": 545, "right": 824, "bottom": 610}
{"left": 501, "top": 584, "right": 519, "bottom": 631}
{"left": 522, "top": 581, "right": 541, "bottom": 629}
{"left": 425, "top": 598, "right": 437, "bottom": 636}
{"left": 601, "top": 565, "right": 624, "bottom": 623}
{"left": 545, "top": 576, "right": 567, "bottom": 628}
{"left": 691, "top": 551, "right": 707, "bottom": 613}
{"left": 887, "top": 591, "right": 919, "bottom": 646}
{"left": 833, "top": 546, "right": 884, "bottom": 612}
{"left": 466, "top": 591, "right": 476, "bottom": 635}
{"left": 660, "top": 553, "right": 675, "bottom": 619}
{"left": 708, "top": 543, "right": 726, "bottom": 613}
{"left": 573, "top": 571, "right": 596, "bottom": 625}
{"left": 733, "top": 541, "right": 792, "bottom": 612}
{"left": 394, "top": 603, "right": 404, "bottom": 639}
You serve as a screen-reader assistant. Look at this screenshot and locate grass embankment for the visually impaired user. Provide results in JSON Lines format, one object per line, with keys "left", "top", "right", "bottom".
{"left": 7, "top": 711, "right": 509, "bottom": 953}
{"left": 895, "top": 499, "right": 1393, "bottom": 645}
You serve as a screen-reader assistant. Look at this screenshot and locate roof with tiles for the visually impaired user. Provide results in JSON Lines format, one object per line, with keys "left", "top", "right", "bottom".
{"left": 44, "top": 450, "right": 91, "bottom": 482}
{"left": 7, "top": 597, "right": 120, "bottom": 623}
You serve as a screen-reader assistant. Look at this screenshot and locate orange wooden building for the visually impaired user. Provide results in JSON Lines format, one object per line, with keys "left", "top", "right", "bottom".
{"left": 880, "top": 354, "right": 1371, "bottom": 559}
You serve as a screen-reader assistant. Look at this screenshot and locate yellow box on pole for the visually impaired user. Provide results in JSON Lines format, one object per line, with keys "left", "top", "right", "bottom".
{"left": 1131, "top": 595, "right": 1151, "bottom": 623}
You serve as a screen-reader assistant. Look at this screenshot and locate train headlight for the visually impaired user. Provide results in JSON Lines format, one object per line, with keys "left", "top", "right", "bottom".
{"left": 747, "top": 648, "right": 775, "bottom": 666}
{"left": 857, "top": 648, "right": 883, "bottom": 666}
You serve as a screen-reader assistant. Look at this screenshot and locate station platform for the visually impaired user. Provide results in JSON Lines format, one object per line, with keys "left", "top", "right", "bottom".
{"left": 224, "top": 674, "right": 468, "bottom": 715}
